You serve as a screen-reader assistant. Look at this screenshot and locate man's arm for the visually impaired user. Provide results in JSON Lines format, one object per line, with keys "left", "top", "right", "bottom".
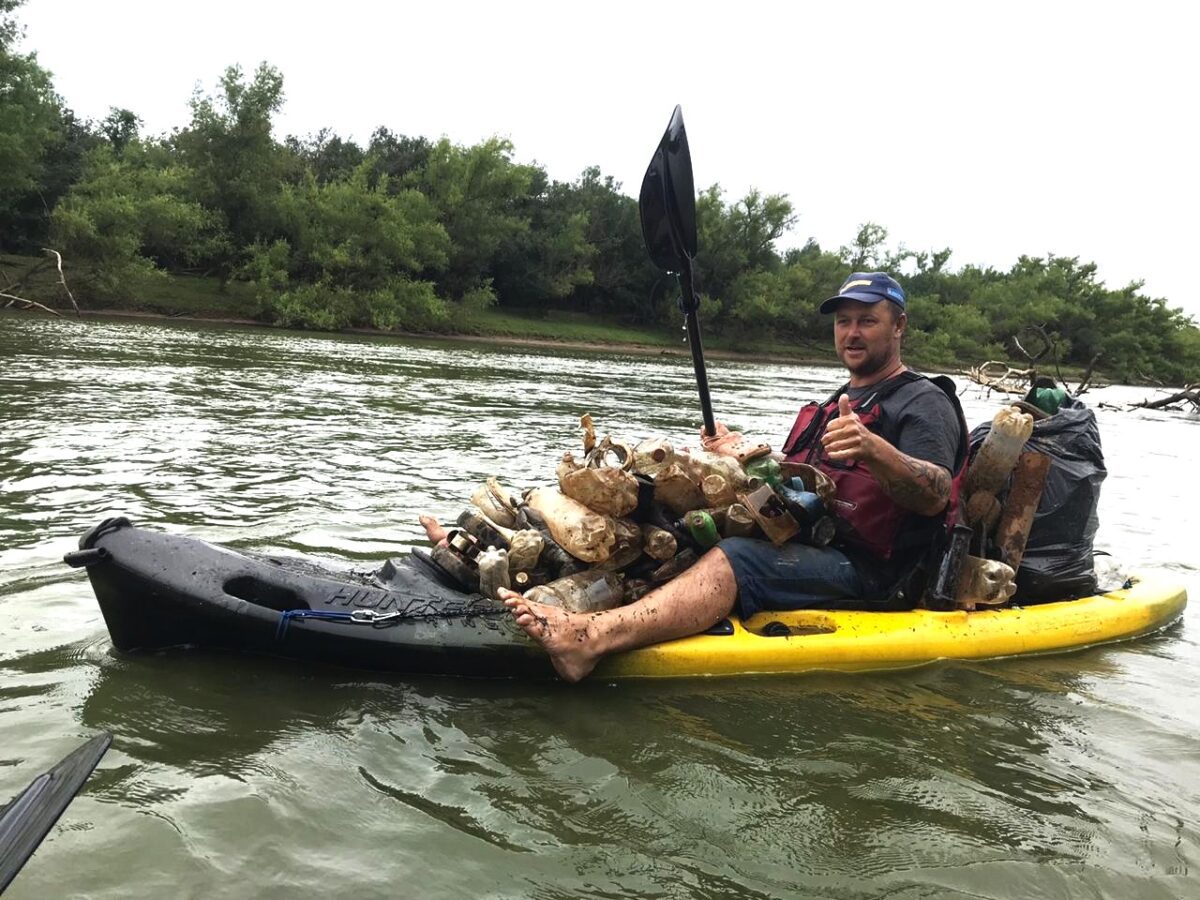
{"left": 820, "top": 395, "right": 951, "bottom": 517}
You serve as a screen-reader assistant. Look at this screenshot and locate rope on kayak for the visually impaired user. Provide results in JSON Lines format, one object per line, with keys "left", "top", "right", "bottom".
{"left": 275, "top": 608, "right": 405, "bottom": 640}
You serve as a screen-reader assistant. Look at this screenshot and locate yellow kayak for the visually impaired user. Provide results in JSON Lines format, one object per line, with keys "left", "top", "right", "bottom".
{"left": 595, "top": 575, "right": 1187, "bottom": 679}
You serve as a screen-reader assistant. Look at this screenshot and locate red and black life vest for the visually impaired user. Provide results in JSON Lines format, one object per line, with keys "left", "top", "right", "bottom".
{"left": 781, "top": 371, "right": 968, "bottom": 561}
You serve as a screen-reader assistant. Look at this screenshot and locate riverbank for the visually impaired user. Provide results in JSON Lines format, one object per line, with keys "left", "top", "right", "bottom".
{"left": 0, "top": 253, "right": 1108, "bottom": 379}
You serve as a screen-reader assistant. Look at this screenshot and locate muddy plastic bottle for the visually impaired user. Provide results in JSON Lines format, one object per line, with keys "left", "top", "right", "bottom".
{"left": 477, "top": 546, "right": 511, "bottom": 600}
{"left": 524, "top": 570, "right": 625, "bottom": 613}
{"left": 631, "top": 438, "right": 675, "bottom": 478}
{"left": 640, "top": 524, "right": 678, "bottom": 561}
{"left": 964, "top": 406, "right": 1034, "bottom": 497}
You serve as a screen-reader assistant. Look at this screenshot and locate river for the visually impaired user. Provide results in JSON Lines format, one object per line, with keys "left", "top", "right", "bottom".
{"left": 2, "top": 312, "right": 1197, "bottom": 899}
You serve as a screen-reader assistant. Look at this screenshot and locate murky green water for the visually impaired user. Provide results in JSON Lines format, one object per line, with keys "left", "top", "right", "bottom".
{"left": 2, "top": 312, "right": 1197, "bottom": 899}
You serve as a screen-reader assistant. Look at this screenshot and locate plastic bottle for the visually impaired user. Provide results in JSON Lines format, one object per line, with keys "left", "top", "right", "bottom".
{"left": 477, "top": 546, "right": 511, "bottom": 600}
{"left": 964, "top": 406, "right": 1034, "bottom": 497}
{"left": 505, "top": 529, "right": 545, "bottom": 572}
{"left": 678, "top": 448, "right": 750, "bottom": 492}
{"left": 685, "top": 510, "right": 721, "bottom": 548}
{"left": 743, "top": 456, "right": 782, "bottom": 488}
{"left": 653, "top": 462, "right": 708, "bottom": 515}
{"left": 631, "top": 438, "right": 675, "bottom": 478}
{"left": 525, "top": 486, "right": 617, "bottom": 563}
{"left": 640, "top": 524, "right": 678, "bottom": 561}
{"left": 721, "top": 503, "right": 757, "bottom": 538}
{"left": 557, "top": 452, "right": 640, "bottom": 518}
{"left": 524, "top": 570, "right": 625, "bottom": 613}
{"left": 701, "top": 473, "right": 738, "bottom": 507}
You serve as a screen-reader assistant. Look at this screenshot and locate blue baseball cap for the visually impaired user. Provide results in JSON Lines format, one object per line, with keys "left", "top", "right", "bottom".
{"left": 819, "top": 272, "right": 906, "bottom": 314}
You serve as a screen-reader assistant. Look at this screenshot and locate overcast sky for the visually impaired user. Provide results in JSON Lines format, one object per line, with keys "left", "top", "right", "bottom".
{"left": 18, "top": 1, "right": 1198, "bottom": 319}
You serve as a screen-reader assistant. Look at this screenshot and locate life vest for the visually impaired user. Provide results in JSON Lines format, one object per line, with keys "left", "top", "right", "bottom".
{"left": 781, "top": 371, "right": 968, "bottom": 561}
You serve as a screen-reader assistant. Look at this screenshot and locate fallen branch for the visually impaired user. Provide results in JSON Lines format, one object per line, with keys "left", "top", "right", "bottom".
{"left": 962, "top": 361, "right": 1034, "bottom": 396}
{"left": 42, "top": 248, "right": 80, "bottom": 316}
{"left": 1135, "top": 385, "right": 1200, "bottom": 411}
{"left": 1, "top": 290, "right": 63, "bottom": 317}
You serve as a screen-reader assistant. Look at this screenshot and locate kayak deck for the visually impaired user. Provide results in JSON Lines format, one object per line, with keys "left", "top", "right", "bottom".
{"left": 595, "top": 576, "right": 1187, "bottom": 678}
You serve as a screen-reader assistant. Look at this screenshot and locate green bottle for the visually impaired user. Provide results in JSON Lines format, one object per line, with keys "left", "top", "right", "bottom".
{"left": 685, "top": 510, "right": 721, "bottom": 549}
{"left": 743, "top": 456, "right": 782, "bottom": 487}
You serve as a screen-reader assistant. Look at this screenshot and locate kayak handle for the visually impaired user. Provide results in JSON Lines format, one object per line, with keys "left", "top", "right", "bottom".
{"left": 63, "top": 548, "right": 109, "bottom": 568}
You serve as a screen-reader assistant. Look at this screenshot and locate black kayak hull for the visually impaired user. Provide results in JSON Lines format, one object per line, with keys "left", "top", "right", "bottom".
{"left": 72, "top": 518, "right": 555, "bottom": 677}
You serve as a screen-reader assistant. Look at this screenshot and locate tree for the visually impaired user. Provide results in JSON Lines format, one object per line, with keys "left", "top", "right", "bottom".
{"left": 100, "top": 107, "right": 141, "bottom": 154}
{"left": 238, "top": 162, "right": 451, "bottom": 330}
{"left": 284, "top": 127, "right": 364, "bottom": 184}
{"left": 405, "top": 137, "right": 536, "bottom": 302}
{"left": 173, "top": 63, "right": 288, "bottom": 276}
{"left": 840, "top": 222, "right": 889, "bottom": 270}
{"left": 50, "top": 142, "right": 225, "bottom": 299}
{"left": 0, "top": 0, "right": 61, "bottom": 239}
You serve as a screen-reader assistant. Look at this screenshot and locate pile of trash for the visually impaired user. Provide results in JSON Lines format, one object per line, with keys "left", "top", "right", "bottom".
{"left": 427, "top": 415, "right": 836, "bottom": 612}
{"left": 428, "top": 394, "right": 1102, "bottom": 614}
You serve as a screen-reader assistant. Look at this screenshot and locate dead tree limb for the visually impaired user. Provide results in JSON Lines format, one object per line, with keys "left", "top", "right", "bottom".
{"left": 42, "top": 248, "right": 80, "bottom": 316}
{"left": 1135, "top": 386, "right": 1199, "bottom": 411}
{"left": 1, "top": 290, "right": 63, "bottom": 317}
{"left": 962, "top": 361, "right": 1034, "bottom": 396}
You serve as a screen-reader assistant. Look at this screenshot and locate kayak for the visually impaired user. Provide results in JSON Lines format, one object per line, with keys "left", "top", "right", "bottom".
{"left": 68, "top": 518, "right": 1187, "bottom": 679}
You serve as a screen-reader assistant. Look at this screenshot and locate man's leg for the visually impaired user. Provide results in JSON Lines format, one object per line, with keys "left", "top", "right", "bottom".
{"left": 502, "top": 546, "right": 738, "bottom": 682}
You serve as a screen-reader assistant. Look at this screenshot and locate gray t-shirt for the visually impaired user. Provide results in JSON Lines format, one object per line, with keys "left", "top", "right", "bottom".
{"left": 840, "top": 372, "right": 965, "bottom": 573}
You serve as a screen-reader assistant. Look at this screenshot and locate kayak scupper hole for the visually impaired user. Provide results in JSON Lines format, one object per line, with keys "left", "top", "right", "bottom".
{"left": 223, "top": 575, "right": 306, "bottom": 612}
{"left": 756, "top": 620, "right": 838, "bottom": 638}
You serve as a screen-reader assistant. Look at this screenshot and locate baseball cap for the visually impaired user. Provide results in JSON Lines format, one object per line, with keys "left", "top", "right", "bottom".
{"left": 819, "top": 272, "right": 906, "bottom": 314}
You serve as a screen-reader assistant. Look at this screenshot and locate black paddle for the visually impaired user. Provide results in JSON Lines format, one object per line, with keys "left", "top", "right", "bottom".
{"left": 638, "top": 105, "right": 717, "bottom": 437}
{"left": 0, "top": 732, "right": 112, "bottom": 892}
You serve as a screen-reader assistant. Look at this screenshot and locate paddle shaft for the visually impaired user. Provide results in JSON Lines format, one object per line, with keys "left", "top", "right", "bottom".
{"left": 679, "top": 260, "right": 716, "bottom": 437}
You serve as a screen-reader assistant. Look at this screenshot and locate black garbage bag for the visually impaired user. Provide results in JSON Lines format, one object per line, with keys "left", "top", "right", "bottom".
{"left": 969, "top": 395, "right": 1106, "bottom": 602}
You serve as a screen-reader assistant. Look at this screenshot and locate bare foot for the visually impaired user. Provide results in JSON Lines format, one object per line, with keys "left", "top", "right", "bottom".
{"left": 418, "top": 514, "right": 449, "bottom": 545}
{"left": 500, "top": 588, "right": 603, "bottom": 682}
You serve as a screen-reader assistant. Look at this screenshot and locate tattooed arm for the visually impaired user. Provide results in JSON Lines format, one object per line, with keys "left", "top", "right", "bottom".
{"left": 820, "top": 395, "right": 952, "bottom": 517}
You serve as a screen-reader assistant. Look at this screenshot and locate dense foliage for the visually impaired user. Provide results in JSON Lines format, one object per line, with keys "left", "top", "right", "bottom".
{"left": 2, "top": 1, "right": 1196, "bottom": 383}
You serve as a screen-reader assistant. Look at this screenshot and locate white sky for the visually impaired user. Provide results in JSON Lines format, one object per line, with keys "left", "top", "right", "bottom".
{"left": 17, "top": 0, "right": 1199, "bottom": 320}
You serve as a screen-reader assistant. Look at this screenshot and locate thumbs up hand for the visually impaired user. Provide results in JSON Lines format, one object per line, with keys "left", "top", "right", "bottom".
{"left": 821, "top": 394, "right": 878, "bottom": 462}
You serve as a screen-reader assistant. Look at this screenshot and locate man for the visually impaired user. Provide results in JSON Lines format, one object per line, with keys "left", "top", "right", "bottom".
{"left": 500, "top": 272, "right": 966, "bottom": 681}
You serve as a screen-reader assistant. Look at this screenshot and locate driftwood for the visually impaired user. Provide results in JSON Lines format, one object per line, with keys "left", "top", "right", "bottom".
{"left": 962, "top": 326, "right": 1105, "bottom": 398}
{"left": 962, "top": 361, "right": 1033, "bottom": 397}
{"left": 1, "top": 290, "right": 62, "bottom": 317}
{"left": 43, "top": 248, "right": 80, "bottom": 316}
{"left": 1134, "top": 386, "right": 1200, "bottom": 411}
{"left": 0, "top": 249, "right": 78, "bottom": 317}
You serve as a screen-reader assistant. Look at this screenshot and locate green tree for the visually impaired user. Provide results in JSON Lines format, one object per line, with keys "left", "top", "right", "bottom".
{"left": 406, "top": 137, "right": 536, "bottom": 302}
{"left": 284, "top": 128, "right": 364, "bottom": 184}
{"left": 50, "top": 142, "right": 225, "bottom": 298}
{"left": 491, "top": 170, "right": 596, "bottom": 309}
{"left": 0, "top": 0, "right": 61, "bottom": 240}
{"left": 239, "top": 162, "right": 451, "bottom": 330}
{"left": 173, "top": 63, "right": 288, "bottom": 276}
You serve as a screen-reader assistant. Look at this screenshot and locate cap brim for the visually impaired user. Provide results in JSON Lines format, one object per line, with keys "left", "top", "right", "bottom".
{"left": 818, "top": 291, "right": 891, "bottom": 314}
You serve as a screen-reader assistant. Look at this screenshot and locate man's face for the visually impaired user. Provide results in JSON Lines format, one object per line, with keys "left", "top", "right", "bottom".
{"left": 833, "top": 300, "right": 905, "bottom": 379}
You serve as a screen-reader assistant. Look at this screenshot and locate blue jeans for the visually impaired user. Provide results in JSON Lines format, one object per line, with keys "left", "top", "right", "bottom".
{"left": 719, "top": 537, "right": 897, "bottom": 618}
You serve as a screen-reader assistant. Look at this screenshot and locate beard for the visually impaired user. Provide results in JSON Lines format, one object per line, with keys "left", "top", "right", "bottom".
{"left": 838, "top": 343, "right": 896, "bottom": 378}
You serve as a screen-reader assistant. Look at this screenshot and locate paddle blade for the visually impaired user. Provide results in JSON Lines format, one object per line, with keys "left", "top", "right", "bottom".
{"left": 0, "top": 732, "right": 112, "bottom": 892}
{"left": 639, "top": 104, "right": 698, "bottom": 273}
